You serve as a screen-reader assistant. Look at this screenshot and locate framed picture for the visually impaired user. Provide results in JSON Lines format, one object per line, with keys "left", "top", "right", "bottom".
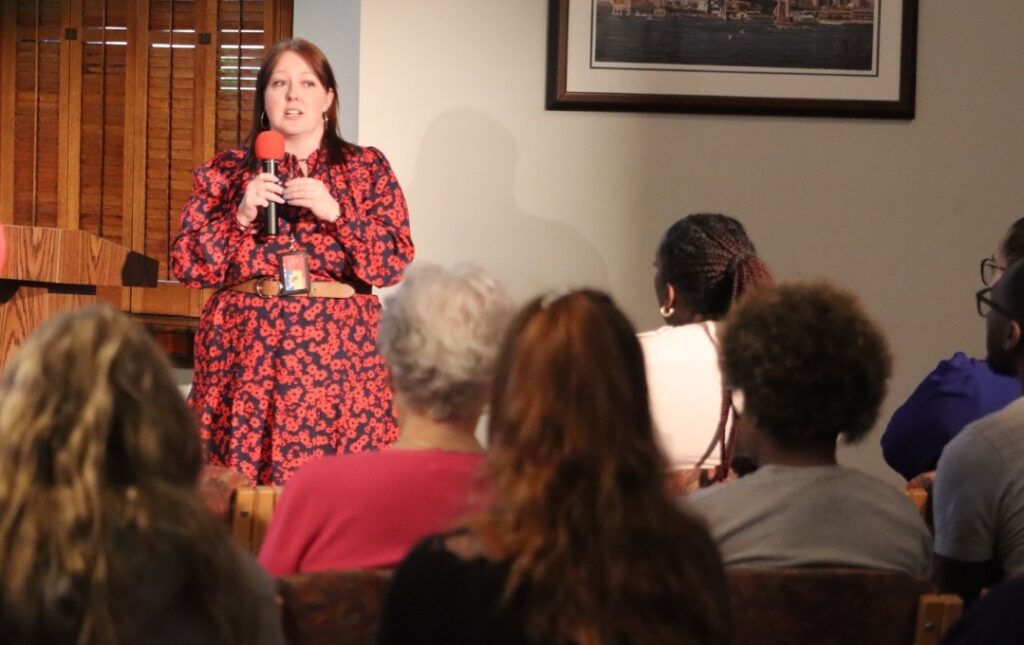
{"left": 546, "top": 0, "right": 919, "bottom": 119}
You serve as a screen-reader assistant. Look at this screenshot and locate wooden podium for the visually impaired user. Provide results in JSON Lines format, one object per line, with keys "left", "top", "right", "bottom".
{"left": 0, "top": 225, "right": 158, "bottom": 368}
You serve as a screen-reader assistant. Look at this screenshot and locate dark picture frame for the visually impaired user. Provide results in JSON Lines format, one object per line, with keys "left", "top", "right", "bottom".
{"left": 546, "top": 0, "right": 919, "bottom": 119}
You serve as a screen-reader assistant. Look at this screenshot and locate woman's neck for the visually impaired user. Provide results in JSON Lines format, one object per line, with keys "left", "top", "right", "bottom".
{"left": 392, "top": 412, "right": 484, "bottom": 453}
{"left": 283, "top": 128, "right": 323, "bottom": 164}
{"left": 669, "top": 313, "right": 706, "bottom": 327}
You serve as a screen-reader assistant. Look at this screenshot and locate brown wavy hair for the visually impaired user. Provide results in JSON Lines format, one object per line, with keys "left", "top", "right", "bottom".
{"left": 243, "top": 37, "right": 351, "bottom": 167}
{"left": 0, "top": 306, "right": 257, "bottom": 644}
{"left": 469, "top": 290, "right": 730, "bottom": 645}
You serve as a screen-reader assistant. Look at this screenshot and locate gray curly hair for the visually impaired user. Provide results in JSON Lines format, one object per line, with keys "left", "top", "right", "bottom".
{"left": 379, "top": 263, "right": 514, "bottom": 422}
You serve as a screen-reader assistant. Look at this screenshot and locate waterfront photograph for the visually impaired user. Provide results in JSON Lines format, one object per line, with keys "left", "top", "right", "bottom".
{"left": 594, "top": 0, "right": 877, "bottom": 72}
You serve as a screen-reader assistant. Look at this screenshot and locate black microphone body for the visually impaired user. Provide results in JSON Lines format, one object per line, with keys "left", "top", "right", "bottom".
{"left": 263, "top": 158, "right": 278, "bottom": 235}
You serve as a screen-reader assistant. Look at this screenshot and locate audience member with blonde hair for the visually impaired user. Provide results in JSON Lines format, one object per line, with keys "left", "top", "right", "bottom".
{"left": 379, "top": 289, "right": 730, "bottom": 645}
{"left": 259, "top": 262, "right": 514, "bottom": 573}
{"left": 0, "top": 306, "right": 284, "bottom": 645}
{"left": 688, "top": 283, "right": 932, "bottom": 575}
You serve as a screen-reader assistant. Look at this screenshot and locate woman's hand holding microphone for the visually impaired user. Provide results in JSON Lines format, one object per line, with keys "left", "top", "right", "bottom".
{"left": 237, "top": 173, "right": 284, "bottom": 230}
{"left": 236, "top": 174, "right": 340, "bottom": 231}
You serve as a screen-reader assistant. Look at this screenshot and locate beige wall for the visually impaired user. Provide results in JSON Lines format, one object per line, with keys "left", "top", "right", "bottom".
{"left": 300, "top": 2, "right": 1024, "bottom": 483}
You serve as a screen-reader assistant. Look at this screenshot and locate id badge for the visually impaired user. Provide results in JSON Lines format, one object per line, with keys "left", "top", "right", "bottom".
{"left": 278, "top": 251, "right": 311, "bottom": 295}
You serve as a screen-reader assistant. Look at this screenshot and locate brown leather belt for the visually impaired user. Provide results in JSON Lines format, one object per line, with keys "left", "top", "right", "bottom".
{"left": 224, "top": 278, "right": 368, "bottom": 299}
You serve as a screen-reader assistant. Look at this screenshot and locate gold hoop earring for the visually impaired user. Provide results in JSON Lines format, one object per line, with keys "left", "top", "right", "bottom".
{"left": 260, "top": 110, "right": 269, "bottom": 129}
{"left": 659, "top": 304, "right": 675, "bottom": 319}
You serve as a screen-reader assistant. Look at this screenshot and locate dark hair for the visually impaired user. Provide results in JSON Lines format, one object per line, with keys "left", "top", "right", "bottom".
{"left": 243, "top": 38, "right": 351, "bottom": 167}
{"left": 470, "top": 290, "right": 730, "bottom": 645}
{"left": 0, "top": 306, "right": 259, "bottom": 644}
{"left": 656, "top": 213, "right": 773, "bottom": 481}
{"left": 721, "top": 282, "right": 892, "bottom": 451}
{"left": 656, "top": 213, "right": 773, "bottom": 321}
{"left": 1002, "top": 217, "right": 1024, "bottom": 265}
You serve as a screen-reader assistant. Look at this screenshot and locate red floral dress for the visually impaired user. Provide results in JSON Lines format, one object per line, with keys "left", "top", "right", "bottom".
{"left": 172, "top": 145, "right": 414, "bottom": 484}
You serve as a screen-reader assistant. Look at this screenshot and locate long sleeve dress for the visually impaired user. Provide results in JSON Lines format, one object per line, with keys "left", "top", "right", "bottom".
{"left": 171, "top": 144, "right": 414, "bottom": 484}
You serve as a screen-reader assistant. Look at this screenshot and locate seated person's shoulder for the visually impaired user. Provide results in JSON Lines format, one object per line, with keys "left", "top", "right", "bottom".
{"left": 940, "top": 401, "right": 1024, "bottom": 467}
{"left": 400, "top": 528, "right": 486, "bottom": 563}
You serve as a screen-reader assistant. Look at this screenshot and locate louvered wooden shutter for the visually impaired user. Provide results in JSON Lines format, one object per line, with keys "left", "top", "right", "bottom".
{"left": 0, "top": 0, "right": 292, "bottom": 323}
{"left": 216, "top": 0, "right": 270, "bottom": 152}
{"left": 130, "top": 0, "right": 291, "bottom": 317}
{"left": 0, "top": 1, "right": 65, "bottom": 227}
{"left": 76, "top": 0, "right": 131, "bottom": 246}
{"left": 145, "top": 0, "right": 202, "bottom": 272}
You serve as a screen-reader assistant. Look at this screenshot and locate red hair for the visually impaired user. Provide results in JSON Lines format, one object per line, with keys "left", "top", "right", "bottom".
{"left": 470, "top": 290, "right": 730, "bottom": 645}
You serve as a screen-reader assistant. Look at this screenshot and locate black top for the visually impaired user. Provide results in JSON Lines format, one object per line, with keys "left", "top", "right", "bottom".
{"left": 941, "top": 575, "right": 1024, "bottom": 645}
{"left": 378, "top": 531, "right": 530, "bottom": 645}
{"left": 380, "top": 525, "right": 731, "bottom": 645}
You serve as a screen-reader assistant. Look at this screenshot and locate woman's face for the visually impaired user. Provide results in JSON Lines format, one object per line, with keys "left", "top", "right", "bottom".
{"left": 263, "top": 51, "right": 334, "bottom": 145}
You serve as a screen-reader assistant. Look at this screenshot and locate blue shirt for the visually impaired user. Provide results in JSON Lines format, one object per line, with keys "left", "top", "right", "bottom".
{"left": 881, "top": 352, "right": 1020, "bottom": 480}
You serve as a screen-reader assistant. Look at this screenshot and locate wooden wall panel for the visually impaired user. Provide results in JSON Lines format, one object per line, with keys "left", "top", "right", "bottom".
{"left": 0, "top": 284, "right": 93, "bottom": 368}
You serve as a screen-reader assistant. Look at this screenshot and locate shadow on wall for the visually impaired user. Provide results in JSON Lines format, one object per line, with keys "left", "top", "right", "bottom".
{"left": 407, "top": 109, "right": 609, "bottom": 302}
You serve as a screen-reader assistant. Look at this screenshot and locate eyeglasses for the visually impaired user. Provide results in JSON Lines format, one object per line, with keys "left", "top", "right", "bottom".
{"left": 981, "top": 257, "right": 1005, "bottom": 287}
{"left": 976, "top": 287, "right": 1016, "bottom": 320}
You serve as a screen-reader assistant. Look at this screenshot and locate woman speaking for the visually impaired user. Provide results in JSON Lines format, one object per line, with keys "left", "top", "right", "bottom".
{"left": 172, "top": 39, "right": 414, "bottom": 485}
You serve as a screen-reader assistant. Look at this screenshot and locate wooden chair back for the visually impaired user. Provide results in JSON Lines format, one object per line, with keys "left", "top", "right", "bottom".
{"left": 230, "top": 485, "right": 282, "bottom": 554}
{"left": 728, "top": 567, "right": 960, "bottom": 645}
{"left": 277, "top": 569, "right": 393, "bottom": 645}
{"left": 197, "top": 465, "right": 252, "bottom": 523}
{"left": 915, "top": 593, "right": 962, "bottom": 645}
{"left": 904, "top": 476, "right": 935, "bottom": 534}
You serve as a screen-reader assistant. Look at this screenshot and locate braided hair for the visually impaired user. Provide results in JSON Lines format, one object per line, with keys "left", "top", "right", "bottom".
{"left": 657, "top": 213, "right": 772, "bottom": 321}
{"left": 656, "top": 213, "right": 773, "bottom": 483}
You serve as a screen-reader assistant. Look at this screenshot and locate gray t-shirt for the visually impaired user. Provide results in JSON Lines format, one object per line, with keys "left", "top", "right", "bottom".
{"left": 686, "top": 464, "right": 932, "bottom": 576}
{"left": 934, "top": 396, "right": 1024, "bottom": 576}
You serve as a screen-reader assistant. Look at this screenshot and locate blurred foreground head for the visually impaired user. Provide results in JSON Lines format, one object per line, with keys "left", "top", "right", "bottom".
{"left": 0, "top": 305, "right": 253, "bottom": 645}
{"left": 475, "top": 289, "right": 730, "bottom": 645}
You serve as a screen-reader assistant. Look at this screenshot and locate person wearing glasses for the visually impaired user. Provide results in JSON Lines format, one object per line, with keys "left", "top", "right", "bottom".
{"left": 932, "top": 258, "right": 1024, "bottom": 606}
{"left": 880, "top": 219, "right": 1024, "bottom": 481}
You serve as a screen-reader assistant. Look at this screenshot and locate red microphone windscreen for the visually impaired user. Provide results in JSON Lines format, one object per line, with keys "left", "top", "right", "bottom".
{"left": 255, "top": 130, "right": 285, "bottom": 161}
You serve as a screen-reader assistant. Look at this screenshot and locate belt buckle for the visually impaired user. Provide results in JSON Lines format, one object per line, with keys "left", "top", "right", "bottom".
{"left": 255, "top": 277, "right": 279, "bottom": 298}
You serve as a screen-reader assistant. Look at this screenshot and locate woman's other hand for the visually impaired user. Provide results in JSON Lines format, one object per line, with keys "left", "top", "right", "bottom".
{"left": 283, "top": 177, "right": 341, "bottom": 224}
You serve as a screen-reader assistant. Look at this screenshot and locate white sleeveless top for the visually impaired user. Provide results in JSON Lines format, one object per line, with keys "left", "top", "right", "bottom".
{"left": 638, "top": 321, "right": 729, "bottom": 470}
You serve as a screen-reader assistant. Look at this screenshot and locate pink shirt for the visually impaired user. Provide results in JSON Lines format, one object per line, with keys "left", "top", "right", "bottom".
{"left": 258, "top": 448, "right": 485, "bottom": 574}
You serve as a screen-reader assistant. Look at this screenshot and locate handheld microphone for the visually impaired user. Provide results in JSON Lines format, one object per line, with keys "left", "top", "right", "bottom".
{"left": 255, "top": 130, "right": 286, "bottom": 235}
